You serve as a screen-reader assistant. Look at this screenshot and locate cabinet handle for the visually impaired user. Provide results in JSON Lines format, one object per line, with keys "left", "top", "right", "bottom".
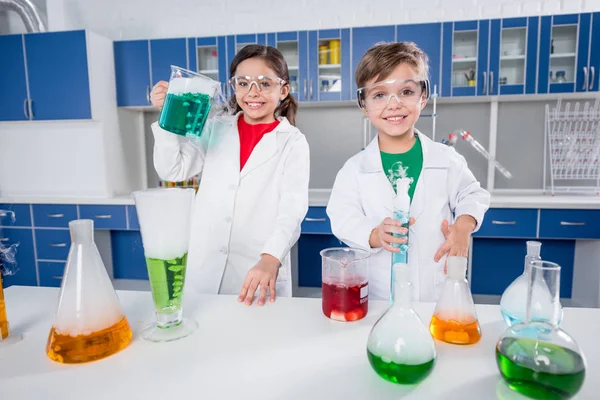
{"left": 590, "top": 67, "right": 595, "bottom": 91}
{"left": 94, "top": 215, "right": 112, "bottom": 219}
{"left": 303, "top": 79, "right": 307, "bottom": 100}
{"left": 309, "top": 79, "right": 313, "bottom": 99}
{"left": 482, "top": 72, "right": 488, "bottom": 95}
{"left": 50, "top": 243, "right": 67, "bottom": 248}
{"left": 52, "top": 276, "right": 63, "bottom": 280}
{"left": 305, "top": 217, "right": 327, "bottom": 222}
{"left": 492, "top": 220, "right": 516, "bottom": 225}
{"left": 560, "top": 221, "right": 585, "bottom": 226}
{"left": 28, "top": 99, "right": 34, "bottom": 119}
{"left": 0, "top": 238, "right": 9, "bottom": 242}
{"left": 489, "top": 71, "right": 494, "bottom": 94}
{"left": 47, "top": 214, "right": 64, "bottom": 218}
{"left": 23, "top": 98, "right": 29, "bottom": 119}
{"left": 146, "top": 85, "right": 151, "bottom": 104}
{"left": 582, "top": 67, "right": 589, "bottom": 91}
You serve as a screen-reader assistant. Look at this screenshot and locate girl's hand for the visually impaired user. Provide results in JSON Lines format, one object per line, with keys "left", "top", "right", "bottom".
{"left": 369, "top": 217, "right": 416, "bottom": 252}
{"left": 434, "top": 215, "right": 477, "bottom": 263}
{"left": 150, "top": 81, "right": 169, "bottom": 110}
{"left": 238, "top": 254, "right": 281, "bottom": 306}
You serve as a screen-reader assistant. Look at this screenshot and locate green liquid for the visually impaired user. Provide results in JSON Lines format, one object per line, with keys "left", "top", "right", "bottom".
{"left": 367, "top": 349, "right": 435, "bottom": 384}
{"left": 146, "top": 253, "right": 188, "bottom": 312}
{"left": 158, "top": 92, "right": 212, "bottom": 137}
{"left": 496, "top": 337, "right": 586, "bottom": 400}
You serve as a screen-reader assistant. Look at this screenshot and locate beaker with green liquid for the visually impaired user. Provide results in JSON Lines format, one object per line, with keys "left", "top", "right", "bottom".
{"left": 496, "top": 260, "right": 586, "bottom": 399}
{"left": 132, "top": 188, "right": 198, "bottom": 342}
{"left": 158, "top": 65, "right": 221, "bottom": 138}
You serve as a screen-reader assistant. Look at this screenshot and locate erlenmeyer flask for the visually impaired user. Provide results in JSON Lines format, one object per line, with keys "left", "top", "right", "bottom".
{"left": 366, "top": 263, "right": 436, "bottom": 385}
{"left": 429, "top": 256, "right": 481, "bottom": 345}
{"left": 496, "top": 260, "right": 586, "bottom": 399}
{"left": 133, "top": 188, "right": 198, "bottom": 342}
{"left": 0, "top": 209, "right": 23, "bottom": 346}
{"left": 500, "top": 241, "right": 563, "bottom": 327}
{"left": 46, "top": 220, "right": 132, "bottom": 363}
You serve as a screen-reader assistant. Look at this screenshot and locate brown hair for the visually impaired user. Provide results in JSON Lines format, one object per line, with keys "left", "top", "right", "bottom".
{"left": 228, "top": 44, "right": 298, "bottom": 125}
{"left": 355, "top": 41, "right": 430, "bottom": 89}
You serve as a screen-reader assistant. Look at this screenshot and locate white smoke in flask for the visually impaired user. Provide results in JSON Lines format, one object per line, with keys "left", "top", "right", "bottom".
{"left": 0, "top": 210, "right": 19, "bottom": 276}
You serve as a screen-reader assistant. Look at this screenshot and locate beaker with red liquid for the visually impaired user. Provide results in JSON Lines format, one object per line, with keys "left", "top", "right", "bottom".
{"left": 321, "top": 247, "right": 369, "bottom": 322}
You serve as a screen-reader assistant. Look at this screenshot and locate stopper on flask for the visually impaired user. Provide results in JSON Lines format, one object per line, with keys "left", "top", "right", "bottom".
{"left": 447, "top": 256, "right": 467, "bottom": 280}
{"left": 526, "top": 241, "right": 542, "bottom": 258}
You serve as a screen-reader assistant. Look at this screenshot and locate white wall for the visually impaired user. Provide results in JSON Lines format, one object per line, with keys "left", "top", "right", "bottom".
{"left": 38, "top": 0, "right": 600, "bottom": 40}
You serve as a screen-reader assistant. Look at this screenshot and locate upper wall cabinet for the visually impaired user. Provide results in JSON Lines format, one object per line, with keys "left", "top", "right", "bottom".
{"left": 0, "top": 30, "right": 94, "bottom": 121}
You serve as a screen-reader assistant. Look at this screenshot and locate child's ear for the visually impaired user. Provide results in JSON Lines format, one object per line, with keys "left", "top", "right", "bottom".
{"left": 280, "top": 84, "right": 290, "bottom": 101}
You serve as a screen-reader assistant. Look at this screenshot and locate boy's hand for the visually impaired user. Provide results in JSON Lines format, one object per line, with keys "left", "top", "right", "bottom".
{"left": 150, "top": 81, "right": 169, "bottom": 110}
{"left": 369, "top": 217, "right": 416, "bottom": 252}
{"left": 238, "top": 254, "right": 281, "bottom": 306}
{"left": 434, "top": 215, "right": 477, "bottom": 263}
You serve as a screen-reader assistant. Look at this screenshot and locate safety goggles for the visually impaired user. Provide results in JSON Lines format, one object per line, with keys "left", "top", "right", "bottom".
{"left": 357, "top": 78, "right": 430, "bottom": 111}
{"left": 229, "top": 75, "right": 286, "bottom": 94}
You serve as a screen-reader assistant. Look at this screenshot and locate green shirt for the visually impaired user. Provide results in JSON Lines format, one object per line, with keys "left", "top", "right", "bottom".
{"left": 380, "top": 136, "right": 423, "bottom": 202}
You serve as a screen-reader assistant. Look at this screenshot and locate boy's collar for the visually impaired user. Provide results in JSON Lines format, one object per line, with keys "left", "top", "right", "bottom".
{"left": 360, "top": 129, "right": 444, "bottom": 172}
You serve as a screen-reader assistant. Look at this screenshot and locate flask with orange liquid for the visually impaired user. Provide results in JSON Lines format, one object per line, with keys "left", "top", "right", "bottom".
{"left": 429, "top": 256, "right": 481, "bottom": 345}
{"left": 46, "top": 219, "right": 132, "bottom": 363}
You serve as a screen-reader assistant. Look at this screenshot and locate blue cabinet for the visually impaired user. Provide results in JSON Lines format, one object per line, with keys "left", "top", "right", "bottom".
{"left": 32, "top": 204, "right": 77, "bottom": 228}
{"left": 471, "top": 238, "right": 574, "bottom": 298}
{"left": 442, "top": 20, "right": 481, "bottom": 97}
{"left": 0, "top": 204, "right": 31, "bottom": 227}
{"left": 150, "top": 38, "right": 188, "bottom": 85}
{"left": 38, "top": 261, "right": 66, "bottom": 287}
{"left": 473, "top": 208, "right": 538, "bottom": 238}
{"left": 114, "top": 40, "right": 151, "bottom": 107}
{"left": 306, "top": 29, "right": 351, "bottom": 102}
{"left": 0, "top": 34, "right": 29, "bottom": 121}
{"left": 266, "top": 31, "right": 309, "bottom": 101}
{"left": 111, "top": 231, "right": 147, "bottom": 280}
{"left": 351, "top": 25, "right": 396, "bottom": 100}
{"left": 589, "top": 13, "right": 600, "bottom": 92}
{"left": 35, "top": 229, "right": 71, "bottom": 261}
{"left": 298, "top": 234, "right": 344, "bottom": 288}
{"left": 539, "top": 209, "right": 600, "bottom": 239}
{"left": 25, "top": 30, "right": 91, "bottom": 120}
{"left": 0, "top": 30, "right": 91, "bottom": 120}
{"left": 0, "top": 228, "right": 37, "bottom": 287}
{"left": 397, "top": 23, "right": 442, "bottom": 96}
{"left": 79, "top": 205, "right": 127, "bottom": 230}
{"left": 538, "top": 14, "right": 590, "bottom": 94}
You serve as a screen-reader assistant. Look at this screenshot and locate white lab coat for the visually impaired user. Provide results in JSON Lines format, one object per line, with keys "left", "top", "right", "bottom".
{"left": 152, "top": 113, "right": 310, "bottom": 297}
{"left": 326, "top": 130, "right": 490, "bottom": 302}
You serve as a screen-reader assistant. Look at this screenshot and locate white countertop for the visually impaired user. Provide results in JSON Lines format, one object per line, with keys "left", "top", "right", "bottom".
{"left": 1, "top": 286, "right": 598, "bottom": 400}
{"left": 2, "top": 189, "right": 600, "bottom": 209}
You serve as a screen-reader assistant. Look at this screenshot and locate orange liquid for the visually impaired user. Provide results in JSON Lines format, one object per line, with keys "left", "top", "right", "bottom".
{"left": 429, "top": 315, "right": 481, "bottom": 345}
{"left": 46, "top": 317, "right": 132, "bottom": 364}
{"left": 0, "top": 276, "right": 8, "bottom": 340}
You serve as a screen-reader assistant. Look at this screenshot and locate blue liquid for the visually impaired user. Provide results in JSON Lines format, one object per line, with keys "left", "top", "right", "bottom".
{"left": 501, "top": 309, "right": 522, "bottom": 327}
{"left": 390, "top": 209, "right": 410, "bottom": 304}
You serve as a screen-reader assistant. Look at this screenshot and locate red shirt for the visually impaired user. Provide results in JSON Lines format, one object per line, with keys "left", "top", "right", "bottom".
{"left": 237, "top": 117, "right": 280, "bottom": 170}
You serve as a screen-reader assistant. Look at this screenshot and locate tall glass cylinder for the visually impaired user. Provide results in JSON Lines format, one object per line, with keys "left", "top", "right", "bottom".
{"left": 133, "top": 188, "right": 198, "bottom": 342}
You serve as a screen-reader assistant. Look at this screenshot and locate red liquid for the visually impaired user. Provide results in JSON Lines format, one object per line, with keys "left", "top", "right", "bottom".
{"left": 322, "top": 280, "right": 368, "bottom": 322}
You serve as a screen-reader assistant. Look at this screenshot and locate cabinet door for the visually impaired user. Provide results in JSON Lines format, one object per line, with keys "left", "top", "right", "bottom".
{"left": 194, "top": 37, "right": 220, "bottom": 85}
{"left": 538, "top": 14, "right": 580, "bottom": 94}
{"left": 298, "top": 234, "right": 344, "bottom": 287}
{"left": 114, "top": 39, "right": 151, "bottom": 106}
{"left": 25, "top": 30, "right": 91, "bottom": 119}
{"left": 0, "top": 34, "right": 29, "bottom": 121}
{"left": 397, "top": 23, "right": 442, "bottom": 96}
{"left": 268, "top": 31, "right": 306, "bottom": 101}
{"left": 471, "top": 238, "right": 574, "bottom": 298}
{"left": 442, "top": 20, "right": 482, "bottom": 97}
{"left": 588, "top": 12, "right": 600, "bottom": 92}
{"left": 0, "top": 228, "right": 37, "bottom": 287}
{"left": 575, "top": 13, "right": 591, "bottom": 93}
{"left": 150, "top": 38, "right": 187, "bottom": 85}
{"left": 351, "top": 25, "right": 396, "bottom": 100}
